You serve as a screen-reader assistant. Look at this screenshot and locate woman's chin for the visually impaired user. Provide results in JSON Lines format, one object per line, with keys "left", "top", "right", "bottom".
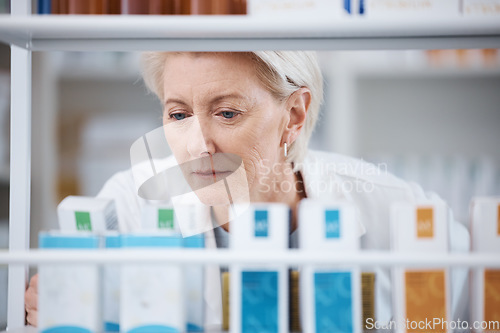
{"left": 193, "top": 187, "right": 233, "bottom": 206}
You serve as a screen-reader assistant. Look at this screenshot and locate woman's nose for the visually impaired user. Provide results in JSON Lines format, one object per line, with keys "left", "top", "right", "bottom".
{"left": 186, "top": 116, "right": 215, "bottom": 158}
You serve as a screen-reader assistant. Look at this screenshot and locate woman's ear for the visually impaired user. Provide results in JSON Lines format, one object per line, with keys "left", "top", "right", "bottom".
{"left": 283, "top": 87, "right": 311, "bottom": 145}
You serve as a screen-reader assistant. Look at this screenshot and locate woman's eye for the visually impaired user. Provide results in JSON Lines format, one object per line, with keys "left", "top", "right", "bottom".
{"left": 171, "top": 113, "right": 187, "bottom": 121}
{"left": 220, "top": 111, "right": 236, "bottom": 119}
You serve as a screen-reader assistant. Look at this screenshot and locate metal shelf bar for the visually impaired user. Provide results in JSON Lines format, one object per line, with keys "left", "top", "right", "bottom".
{"left": 0, "top": 249, "right": 499, "bottom": 268}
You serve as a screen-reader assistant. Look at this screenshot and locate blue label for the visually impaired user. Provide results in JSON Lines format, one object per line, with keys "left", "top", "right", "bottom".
{"left": 104, "top": 322, "right": 120, "bottom": 332}
{"left": 41, "top": 326, "right": 91, "bottom": 333}
{"left": 344, "top": 0, "right": 351, "bottom": 14}
{"left": 127, "top": 325, "right": 179, "bottom": 333}
{"left": 314, "top": 272, "right": 353, "bottom": 333}
{"left": 121, "top": 235, "right": 183, "bottom": 248}
{"left": 241, "top": 271, "right": 278, "bottom": 333}
{"left": 39, "top": 234, "right": 99, "bottom": 249}
{"left": 254, "top": 210, "right": 268, "bottom": 238}
{"left": 325, "top": 210, "right": 340, "bottom": 239}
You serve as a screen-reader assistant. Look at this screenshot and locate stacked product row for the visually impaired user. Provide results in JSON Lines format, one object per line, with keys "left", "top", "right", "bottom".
{"left": 34, "top": 0, "right": 500, "bottom": 17}
{"left": 37, "top": 0, "right": 247, "bottom": 15}
{"left": 37, "top": 196, "right": 500, "bottom": 333}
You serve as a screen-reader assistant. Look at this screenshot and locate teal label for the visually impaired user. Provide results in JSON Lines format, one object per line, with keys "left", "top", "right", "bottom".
{"left": 75, "top": 211, "right": 91, "bottom": 231}
{"left": 158, "top": 209, "right": 174, "bottom": 230}
{"left": 325, "top": 210, "right": 340, "bottom": 239}
{"left": 241, "top": 271, "right": 278, "bottom": 333}
{"left": 314, "top": 272, "right": 353, "bottom": 333}
{"left": 254, "top": 210, "right": 268, "bottom": 238}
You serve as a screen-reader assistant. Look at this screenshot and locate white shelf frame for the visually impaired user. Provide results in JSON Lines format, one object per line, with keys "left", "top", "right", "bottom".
{"left": 1, "top": 249, "right": 500, "bottom": 268}
{"left": 3, "top": 1, "right": 500, "bottom": 330}
{"left": 0, "top": 15, "right": 499, "bottom": 51}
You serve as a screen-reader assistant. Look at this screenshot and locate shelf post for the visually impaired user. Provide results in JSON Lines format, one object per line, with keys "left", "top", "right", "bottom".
{"left": 7, "top": 0, "right": 32, "bottom": 330}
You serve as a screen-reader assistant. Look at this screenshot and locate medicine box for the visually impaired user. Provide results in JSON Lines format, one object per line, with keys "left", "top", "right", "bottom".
{"left": 120, "top": 233, "right": 185, "bottom": 333}
{"left": 361, "top": 0, "right": 460, "bottom": 17}
{"left": 298, "top": 199, "right": 361, "bottom": 333}
{"left": 57, "top": 196, "right": 117, "bottom": 232}
{"left": 390, "top": 201, "right": 451, "bottom": 333}
{"left": 230, "top": 203, "right": 289, "bottom": 333}
{"left": 38, "top": 232, "right": 101, "bottom": 333}
{"left": 184, "top": 233, "right": 205, "bottom": 332}
{"left": 103, "top": 232, "right": 121, "bottom": 332}
{"left": 470, "top": 197, "right": 500, "bottom": 325}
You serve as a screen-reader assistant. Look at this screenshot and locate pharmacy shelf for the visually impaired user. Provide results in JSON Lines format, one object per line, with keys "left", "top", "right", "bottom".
{"left": 1, "top": 249, "right": 499, "bottom": 268}
{"left": 0, "top": 15, "right": 500, "bottom": 51}
{"left": 0, "top": 327, "right": 226, "bottom": 333}
{"left": 353, "top": 66, "right": 500, "bottom": 79}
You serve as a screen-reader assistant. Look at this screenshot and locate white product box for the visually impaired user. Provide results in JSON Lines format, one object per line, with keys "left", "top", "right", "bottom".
{"left": 298, "top": 199, "right": 361, "bottom": 333}
{"left": 248, "top": 0, "right": 345, "bottom": 18}
{"left": 470, "top": 197, "right": 500, "bottom": 325}
{"left": 141, "top": 203, "right": 180, "bottom": 232}
{"left": 230, "top": 203, "right": 289, "bottom": 333}
{"left": 184, "top": 233, "right": 205, "bottom": 332}
{"left": 38, "top": 232, "right": 101, "bottom": 333}
{"left": 463, "top": 0, "right": 500, "bottom": 16}
{"left": 362, "top": 0, "right": 460, "bottom": 17}
{"left": 120, "top": 233, "right": 185, "bottom": 333}
{"left": 142, "top": 201, "right": 212, "bottom": 238}
{"left": 103, "top": 232, "right": 121, "bottom": 332}
{"left": 390, "top": 201, "right": 451, "bottom": 333}
{"left": 57, "top": 196, "right": 118, "bottom": 232}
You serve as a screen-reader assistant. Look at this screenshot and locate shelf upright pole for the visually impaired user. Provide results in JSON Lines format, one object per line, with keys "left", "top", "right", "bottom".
{"left": 7, "top": 0, "right": 32, "bottom": 330}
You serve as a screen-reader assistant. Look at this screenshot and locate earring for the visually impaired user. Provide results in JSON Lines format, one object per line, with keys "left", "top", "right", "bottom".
{"left": 284, "top": 142, "right": 288, "bottom": 158}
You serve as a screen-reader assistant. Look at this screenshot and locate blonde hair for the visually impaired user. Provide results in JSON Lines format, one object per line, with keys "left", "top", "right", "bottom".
{"left": 141, "top": 51, "right": 323, "bottom": 171}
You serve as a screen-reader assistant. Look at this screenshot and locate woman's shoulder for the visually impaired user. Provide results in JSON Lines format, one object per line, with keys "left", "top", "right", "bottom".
{"left": 302, "top": 149, "right": 410, "bottom": 189}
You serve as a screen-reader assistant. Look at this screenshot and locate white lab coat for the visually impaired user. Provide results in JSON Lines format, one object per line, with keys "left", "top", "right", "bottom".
{"left": 97, "top": 149, "right": 470, "bottom": 329}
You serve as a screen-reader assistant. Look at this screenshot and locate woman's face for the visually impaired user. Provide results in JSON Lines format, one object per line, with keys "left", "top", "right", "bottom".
{"left": 161, "top": 53, "right": 288, "bottom": 206}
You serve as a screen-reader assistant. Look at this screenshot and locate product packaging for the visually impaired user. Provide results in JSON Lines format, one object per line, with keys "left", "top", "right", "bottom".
{"left": 38, "top": 231, "right": 101, "bottom": 333}
{"left": 463, "top": 0, "right": 500, "bottom": 16}
{"left": 120, "top": 232, "right": 185, "bottom": 333}
{"left": 298, "top": 199, "right": 361, "bottom": 333}
{"left": 57, "top": 196, "right": 118, "bottom": 232}
{"left": 470, "top": 197, "right": 500, "bottom": 326}
{"left": 230, "top": 203, "right": 289, "bottom": 333}
{"left": 391, "top": 201, "right": 451, "bottom": 333}
{"left": 361, "top": 0, "right": 460, "bottom": 17}
{"left": 103, "top": 232, "right": 121, "bottom": 332}
{"left": 247, "top": 0, "right": 343, "bottom": 18}
{"left": 184, "top": 232, "right": 205, "bottom": 332}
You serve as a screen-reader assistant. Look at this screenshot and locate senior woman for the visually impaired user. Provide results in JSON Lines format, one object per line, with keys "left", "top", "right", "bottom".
{"left": 25, "top": 51, "right": 469, "bottom": 328}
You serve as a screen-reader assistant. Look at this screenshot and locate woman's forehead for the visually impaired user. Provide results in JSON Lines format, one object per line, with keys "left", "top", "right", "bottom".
{"left": 162, "top": 53, "right": 263, "bottom": 95}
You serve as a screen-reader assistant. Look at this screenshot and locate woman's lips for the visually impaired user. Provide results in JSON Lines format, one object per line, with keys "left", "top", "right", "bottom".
{"left": 192, "top": 171, "right": 232, "bottom": 180}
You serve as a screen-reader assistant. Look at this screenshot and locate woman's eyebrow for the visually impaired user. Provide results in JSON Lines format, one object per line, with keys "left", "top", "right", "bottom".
{"left": 164, "top": 98, "right": 189, "bottom": 107}
{"left": 209, "top": 93, "right": 246, "bottom": 104}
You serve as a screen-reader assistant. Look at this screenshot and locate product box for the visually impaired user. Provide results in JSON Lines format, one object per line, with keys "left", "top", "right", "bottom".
{"left": 247, "top": 0, "right": 344, "bottom": 18}
{"left": 120, "top": 232, "right": 185, "bottom": 333}
{"left": 230, "top": 203, "right": 289, "bottom": 333}
{"left": 103, "top": 232, "right": 121, "bottom": 332}
{"left": 470, "top": 197, "right": 500, "bottom": 326}
{"left": 141, "top": 203, "right": 180, "bottom": 232}
{"left": 57, "top": 196, "right": 118, "bottom": 232}
{"left": 184, "top": 233, "right": 205, "bottom": 332}
{"left": 361, "top": 0, "right": 460, "bottom": 17}
{"left": 463, "top": 0, "right": 500, "bottom": 16}
{"left": 38, "top": 232, "right": 101, "bottom": 333}
{"left": 390, "top": 201, "right": 451, "bottom": 333}
{"left": 298, "top": 199, "right": 361, "bottom": 333}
